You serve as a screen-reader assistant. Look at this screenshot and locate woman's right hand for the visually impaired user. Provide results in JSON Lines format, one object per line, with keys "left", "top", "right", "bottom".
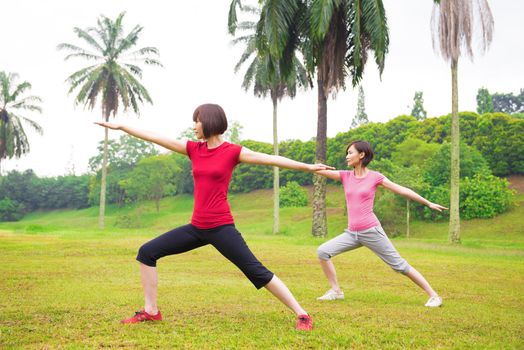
{"left": 94, "top": 121, "right": 122, "bottom": 130}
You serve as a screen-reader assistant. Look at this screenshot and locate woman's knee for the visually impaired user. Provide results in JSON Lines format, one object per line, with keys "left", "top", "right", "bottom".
{"left": 391, "top": 260, "right": 411, "bottom": 275}
{"left": 136, "top": 242, "right": 157, "bottom": 267}
{"left": 317, "top": 245, "right": 332, "bottom": 260}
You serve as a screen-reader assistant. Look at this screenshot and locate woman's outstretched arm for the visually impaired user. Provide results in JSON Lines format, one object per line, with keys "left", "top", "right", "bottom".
{"left": 95, "top": 122, "right": 188, "bottom": 155}
{"left": 314, "top": 170, "right": 341, "bottom": 181}
{"left": 238, "top": 147, "right": 335, "bottom": 172}
{"left": 381, "top": 178, "right": 448, "bottom": 211}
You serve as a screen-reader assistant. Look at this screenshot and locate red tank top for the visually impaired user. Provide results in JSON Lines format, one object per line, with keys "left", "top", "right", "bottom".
{"left": 186, "top": 140, "right": 242, "bottom": 229}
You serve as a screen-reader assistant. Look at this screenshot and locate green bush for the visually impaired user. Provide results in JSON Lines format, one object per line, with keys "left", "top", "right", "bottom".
{"left": 0, "top": 198, "right": 25, "bottom": 222}
{"left": 279, "top": 182, "right": 308, "bottom": 207}
{"left": 424, "top": 142, "right": 490, "bottom": 187}
{"left": 460, "top": 174, "right": 514, "bottom": 219}
{"left": 419, "top": 175, "right": 514, "bottom": 221}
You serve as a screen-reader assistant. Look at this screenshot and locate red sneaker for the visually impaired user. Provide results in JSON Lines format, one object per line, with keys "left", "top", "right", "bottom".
{"left": 295, "top": 314, "right": 313, "bottom": 331}
{"left": 121, "top": 310, "right": 163, "bottom": 324}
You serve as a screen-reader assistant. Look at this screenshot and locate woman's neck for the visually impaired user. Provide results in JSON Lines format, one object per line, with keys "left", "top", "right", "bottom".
{"left": 353, "top": 164, "right": 368, "bottom": 177}
{"left": 205, "top": 135, "right": 224, "bottom": 149}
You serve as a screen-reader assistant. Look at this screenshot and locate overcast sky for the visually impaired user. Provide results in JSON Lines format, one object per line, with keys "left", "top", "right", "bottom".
{"left": 2, "top": 0, "right": 523, "bottom": 176}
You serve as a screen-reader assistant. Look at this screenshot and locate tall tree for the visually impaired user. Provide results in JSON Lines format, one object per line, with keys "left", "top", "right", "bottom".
{"left": 57, "top": 12, "right": 162, "bottom": 228}
{"left": 351, "top": 85, "right": 369, "bottom": 128}
{"left": 0, "top": 72, "right": 43, "bottom": 175}
{"left": 492, "top": 89, "right": 524, "bottom": 114}
{"left": 230, "top": 0, "right": 388, "bottom": 237}
{"left": 431, "top": 0, "right": 494, "bottom": 243}
{"left": 229, "top": 2, "right": 310, "bottom": 234}
{"left": 280, "top": 0, "right": 388, "bottom": 237}
{"left": 410, "top": 91, "right": 428, "bottom": 120}
{"left": 476, "top": 87, "right": 494, "bottom": 114}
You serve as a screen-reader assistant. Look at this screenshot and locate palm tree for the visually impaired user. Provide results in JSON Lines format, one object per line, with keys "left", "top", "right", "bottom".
{"left": 244, "top": 0, "right": 389, "bottom": 237}
{"left": 0, "top": 71, "right": 43, "bottom": 175}
{"left": 431, "top": 0, "right": 494, "bottom": 243}
{"left": 57, "top": 12, "right": 162, "bottom": 228}
{"left": 229, "top": 2, "right": 310, "bottom": 234}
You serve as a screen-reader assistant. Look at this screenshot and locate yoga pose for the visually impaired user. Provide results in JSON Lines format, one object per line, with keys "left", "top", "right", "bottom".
{"left": 314, "top": 140, "right": 446, "bottom": 307}
{"left": 96, "top": 104, "right": 334, "bottom": 330}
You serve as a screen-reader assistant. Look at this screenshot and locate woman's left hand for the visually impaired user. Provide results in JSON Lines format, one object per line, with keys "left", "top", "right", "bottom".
{"left": 428, "top": 202, "right": 448, "bottom": 212}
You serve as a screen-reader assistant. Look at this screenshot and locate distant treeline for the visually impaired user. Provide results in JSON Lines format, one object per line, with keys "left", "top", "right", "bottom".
{"left": 0, "top": 112, "right": 520, "bottom": 222}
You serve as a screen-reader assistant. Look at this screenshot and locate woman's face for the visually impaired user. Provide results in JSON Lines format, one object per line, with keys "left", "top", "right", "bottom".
{"left": 193, "top": 119, "right": 204, "bottom": 139}
{"left": 346, "top": 145, "right": 364, "bottom": 168}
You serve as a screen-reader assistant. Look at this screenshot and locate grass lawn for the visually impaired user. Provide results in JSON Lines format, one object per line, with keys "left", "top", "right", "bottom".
{"left": 0, "top": 186, "right": 523, "bottom": 349}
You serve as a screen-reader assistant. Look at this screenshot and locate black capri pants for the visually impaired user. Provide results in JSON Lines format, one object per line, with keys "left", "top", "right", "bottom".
{"left": 136, "top": 224, "right": 274, "bottom": 289}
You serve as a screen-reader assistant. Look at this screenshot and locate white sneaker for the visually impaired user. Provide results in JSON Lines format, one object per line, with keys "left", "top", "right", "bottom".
{"left": 425, "top": 296, "right": 443, "bottom": 307}
{"left": 317, "top": 289, "right": 344, "bottom": 301}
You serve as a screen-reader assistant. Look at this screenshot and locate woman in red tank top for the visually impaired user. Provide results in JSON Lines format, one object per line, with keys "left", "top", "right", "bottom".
{"left": 96, "top": 104, "right": 333, "bottom": 331}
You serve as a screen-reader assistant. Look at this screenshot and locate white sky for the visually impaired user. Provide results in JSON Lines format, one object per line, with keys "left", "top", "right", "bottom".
{"left": 2, "top": 0, "right": 523, "bottom": 177}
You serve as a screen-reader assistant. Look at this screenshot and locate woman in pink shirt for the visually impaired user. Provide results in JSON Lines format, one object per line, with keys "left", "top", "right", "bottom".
{"left": 96, "top": 104, "right": 333, "bottom": 330}
{"left": 315, "top": 140, "right": 447, "bottom": 307}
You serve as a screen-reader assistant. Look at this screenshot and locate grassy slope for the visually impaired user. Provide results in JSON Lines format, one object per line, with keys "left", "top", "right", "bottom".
{"left": 0, "top": 185, "right": 523, "bottom": 349}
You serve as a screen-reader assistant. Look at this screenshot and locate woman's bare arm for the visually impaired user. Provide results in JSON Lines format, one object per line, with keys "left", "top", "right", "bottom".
{"left": 238, "top": 147, "right": 335, "bottom": 172}
{"left": 95, "top": 121, "right": 188, "bottom": 155}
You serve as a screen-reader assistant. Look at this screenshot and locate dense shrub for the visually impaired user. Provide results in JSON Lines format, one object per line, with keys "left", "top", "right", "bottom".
{"left": 279, "top": 182, "right": 308, "bottom": 207}
{"left": 460, "top": 174, "right": 514, "bottom": 219}
{"left": 0, "top": 198, "right": 25, "bottom": 221}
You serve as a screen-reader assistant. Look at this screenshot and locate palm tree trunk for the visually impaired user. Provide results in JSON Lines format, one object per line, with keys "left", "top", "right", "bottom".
{"left": 98, "top": 123, "right": 109, "bottom": 229}
{"left": 406, "top": 199, "right": 410, "bottom": 238}
{"left": 312, "top": 74, "right": 328, "bottom": 238}
{"left": 449, "top": 58, "right": 460, "bottom": 244}
{"left": 272, "top": 95, "right": 280, "bottom": 234}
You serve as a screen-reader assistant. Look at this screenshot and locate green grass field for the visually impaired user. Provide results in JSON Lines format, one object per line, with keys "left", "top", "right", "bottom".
{"left": 1, "top": 186, "right": 523, "bottom": 349}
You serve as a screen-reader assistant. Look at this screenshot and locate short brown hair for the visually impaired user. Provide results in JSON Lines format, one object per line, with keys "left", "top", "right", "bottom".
{"left": 346, "top": 140, "right": 374, "bottom": 166}
{"left": 193, "top": 104, "right": 228, "bottom": 138}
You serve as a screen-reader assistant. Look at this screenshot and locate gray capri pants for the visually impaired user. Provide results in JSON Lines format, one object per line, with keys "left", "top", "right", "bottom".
{"left": 317, "top": 225, "right": 411, "bottom": 274}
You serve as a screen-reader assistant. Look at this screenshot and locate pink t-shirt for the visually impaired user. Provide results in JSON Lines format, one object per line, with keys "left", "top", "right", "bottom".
{"left": 340, "top": 170, "right": 385, "bottom": 231}
{"left": 186, "top": 140, "right": 242, "bottom": 229}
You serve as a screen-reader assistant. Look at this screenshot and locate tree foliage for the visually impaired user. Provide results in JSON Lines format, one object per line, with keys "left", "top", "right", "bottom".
{"left": 351, "top": 86, "right": 369, "bottom": 128}
{"left": 476, "top": 87, "right": 494, "bottom": 114}
{"left": 492, "top": 89, "right": 524, "bottom": 114}
{"left": 120, "top": 154, "right": 178, "bottom": 212}
{"left": 279, "top": 181, "right": 308, "bottom": 207}
{"left": 0, "top": 71, "right": 43, "bottom": 173}
{"left": 58, "top": 11, "right": 162, "bottom": 228}
{"left": 410, "top": 91, "right": 427, "bottom": 120}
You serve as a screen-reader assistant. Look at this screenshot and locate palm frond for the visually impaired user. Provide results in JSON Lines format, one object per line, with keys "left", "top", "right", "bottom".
{"left": 11, "top": 81, "right": 32, "bottom": 101}
{"left": 430, "top": 0, "right": 492, "bottom": 62}
{"left": 230, "top": 35, "right": 254, "bottom": 45}
{"left": 123, "top": 64, "right": 143, "bottom": 78}
{"left": 10, "top": 96, "right": 43, "bottom": 113}
{"left": 72, "top": 27, "right": 104, "bottom": 53}
{"left": 140, "top": 58, "right": 163, "bottom": 67}
{"left": 64, "top": 52, "right": 103, "bottom": 61}
{"left": 262, "top": 0, "right": 299, "bottom": 59}
{"left": 126, "top": 46, "right": 161, "bottom": 58}
{"left": 310, "top": 0, "right": 339, "bottom": 40}
{"left": 120, "top": 69, "right": 153, "bottom": 105}
{"left": 116, "top": 25, "right": 142, "bottom": 54}
{"left": 18, "top": 114, "right": 44, "bottom": 135}
{"left": 361, "top": 0, "right": 389, "bottom": 74}
{"left": 65, "top": 64, "right": 99, "bottom": 87}
{"left": 57, "top": 43, "right": 95, "bottom": 55}
{"left": 228, "top": 0, "right": 244, "bottom": 35}
{"left": 234, "top": 38, "right": 257, "bottom": 73}
{"left": 236, "top": 21, "right": 257, "bottom": 31}
{"left": 240, "top": 57, "right": 259, "bottom": 91}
